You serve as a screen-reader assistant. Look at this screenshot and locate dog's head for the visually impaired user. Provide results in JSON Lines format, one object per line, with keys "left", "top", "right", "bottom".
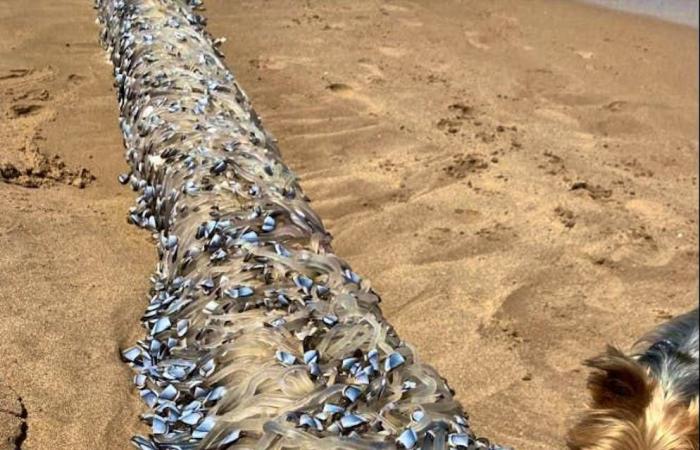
{"left": 567, "top": 346, "right": 698, "bottom": 450}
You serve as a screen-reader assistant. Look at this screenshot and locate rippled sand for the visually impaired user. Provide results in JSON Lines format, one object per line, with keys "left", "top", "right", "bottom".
{"left": 0, "top": 0, "right": 697, "bottom": 448}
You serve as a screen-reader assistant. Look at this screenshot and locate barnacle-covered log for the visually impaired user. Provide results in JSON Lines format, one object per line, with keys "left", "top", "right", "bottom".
{"left": 97, "top": 1, "right": 508, "bottom": 449}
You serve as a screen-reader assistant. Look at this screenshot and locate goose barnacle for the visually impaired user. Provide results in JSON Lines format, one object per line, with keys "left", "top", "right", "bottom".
{"left": 342, "top": 385, "right": 362, "bottom": 403}
{"left": 298, "top": 414, "right": 323, "bottom": 431}
{"left": 339, "top": 414, "right": 367, "bottom": 430}
{"left": 179, "top": 411, "right": 203, "bottom": 426}
{"left": 384, "top": 352, "right": 406, "bottom": 372}
{"left": 217, "top": 429, "right": 241, "bottom": 446}
{"left": 140, "top": 389, "right": 158, "bottom": 408}
{"left": 397, "top": 428, "right": 418, "bottom": 449}
{"left": 192, "top": 416, "right": 216, "bottom": 439}
{"left": 159, "top": 384, "right": 178, "bottom": 401}
{"left": 122, "top": 346, "right": 142, "bottom": 362}
{"left": 303, "top": 349, "right": 319, "bottom": 365}
{"left": 151, "top": 416, "right": 168, "bottom": 436}
{"left": 275, "top": 350, "right": 296, "bottom": 366}
{"left": 151, "top": 317, "right": 171, "bottom": 336}
{"left": 261, "top": 215, "right": 276, "bottom": 232}
{"left": 448, "top": 433, "right": 472, "bottom": 448}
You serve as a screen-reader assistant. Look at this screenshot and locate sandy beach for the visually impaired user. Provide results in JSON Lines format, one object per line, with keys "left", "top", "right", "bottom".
{"left": 0, "top": 1, "right": 697, "bottom": 449}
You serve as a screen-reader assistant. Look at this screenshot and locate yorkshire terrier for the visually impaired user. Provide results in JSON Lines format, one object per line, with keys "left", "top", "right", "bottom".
{"left": 568, "top": 308, "right": 699, "bottom": 450}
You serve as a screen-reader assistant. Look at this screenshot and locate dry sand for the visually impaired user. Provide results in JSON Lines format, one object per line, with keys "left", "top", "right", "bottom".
{"left": 0, "top": 0, "right": 697, "bottom": 449}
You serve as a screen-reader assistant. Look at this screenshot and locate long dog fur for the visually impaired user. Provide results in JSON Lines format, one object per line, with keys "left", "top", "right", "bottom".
{"left": 568, "top": 309, "right": 699, "bottom": 450}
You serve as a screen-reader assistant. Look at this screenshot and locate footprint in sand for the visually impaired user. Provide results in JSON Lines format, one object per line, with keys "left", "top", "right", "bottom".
{"left": 358, "top": 62, "right": 385, "bottom": 83}
{"left": 67, "top": 73, "right": 86, "bottom": 85}
{"left": 325, "top": 82, "right": 383, "bottom": 114}
{"left": 0, "top": 67, "right": 54, "bottom": 88}
{"left": 534, "top": 108, "right": 580, "bottom": 127}
{"left": 379, "top": 3, "right": 411, "bottom": 13}
{"left": 249, "top": 55, "right": 312, "bottom": 71}
{"left": 10, "top": 103, "right": 43, "bottom": 117}
{"left": 377, "top": 46, "right": 407, "bottom": 58}
{"left": 603, "top": 100, "right": 627, "bottom": 112}
{"left": 0, "top": 66, "right": 95, "bottom": 189}
{"left": 464, "top": 31, "right": 490, "bottom": 50}
{"left": 0, "top": 68, "right": 34, "bottom": 81}
{"left": 0, "top": 382, "right": 27, "bottom": 450}
{"left": 398, "top": 18, "right": 423, "bottom": 28}
{"left": 589, "top": 114, "right": 645, "bottom": 137}
{"left": 326, "top": 82, "right": 353, "bottom": 94}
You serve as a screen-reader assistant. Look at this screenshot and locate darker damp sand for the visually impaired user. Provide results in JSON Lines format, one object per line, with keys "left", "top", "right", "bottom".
{"left": 578, "top": 0, "right": 698, "bottom": 28}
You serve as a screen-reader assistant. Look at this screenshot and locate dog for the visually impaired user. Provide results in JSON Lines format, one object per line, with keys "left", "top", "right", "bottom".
{"left": 568, "top": 308, "right": 699, "bottom": 449}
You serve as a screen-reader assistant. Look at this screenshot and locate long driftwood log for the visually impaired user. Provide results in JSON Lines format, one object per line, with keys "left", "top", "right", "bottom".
{"left": 97, "top": 1, "right": 508, "bottom": 449}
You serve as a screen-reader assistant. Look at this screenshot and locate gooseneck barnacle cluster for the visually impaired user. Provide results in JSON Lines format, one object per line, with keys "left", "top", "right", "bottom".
{"left": 97, "top": 0, "right": 508, "bottom": 448}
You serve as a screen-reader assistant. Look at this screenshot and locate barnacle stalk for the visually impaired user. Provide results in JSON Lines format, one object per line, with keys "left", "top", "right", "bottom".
{"left": 96, "top": 0, "right": 508, "bottom": 448}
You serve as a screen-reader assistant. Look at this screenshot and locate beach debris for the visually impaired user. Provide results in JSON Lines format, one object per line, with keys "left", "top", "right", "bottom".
{"left": 96, "top": 0, "right": 509, "bottom": 448}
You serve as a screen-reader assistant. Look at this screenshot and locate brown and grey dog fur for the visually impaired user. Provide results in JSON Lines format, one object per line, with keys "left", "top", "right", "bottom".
{"left": 568, "top": 308, "right": 699, "bottom": 450}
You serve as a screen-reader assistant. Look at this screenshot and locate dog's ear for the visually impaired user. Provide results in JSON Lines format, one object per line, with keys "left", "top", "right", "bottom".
{"left": 584, "top": 345, "right": 653, "bottom": 414}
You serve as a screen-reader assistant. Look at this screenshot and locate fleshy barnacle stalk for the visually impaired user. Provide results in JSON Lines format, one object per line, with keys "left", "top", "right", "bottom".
{"left": 96, "top": 0, "right": 509, "bottom": 449}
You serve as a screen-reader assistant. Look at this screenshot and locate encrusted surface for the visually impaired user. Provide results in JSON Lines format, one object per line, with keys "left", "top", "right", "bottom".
{"left": 97, "top": 0, "right": 507, "bottom": 448}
